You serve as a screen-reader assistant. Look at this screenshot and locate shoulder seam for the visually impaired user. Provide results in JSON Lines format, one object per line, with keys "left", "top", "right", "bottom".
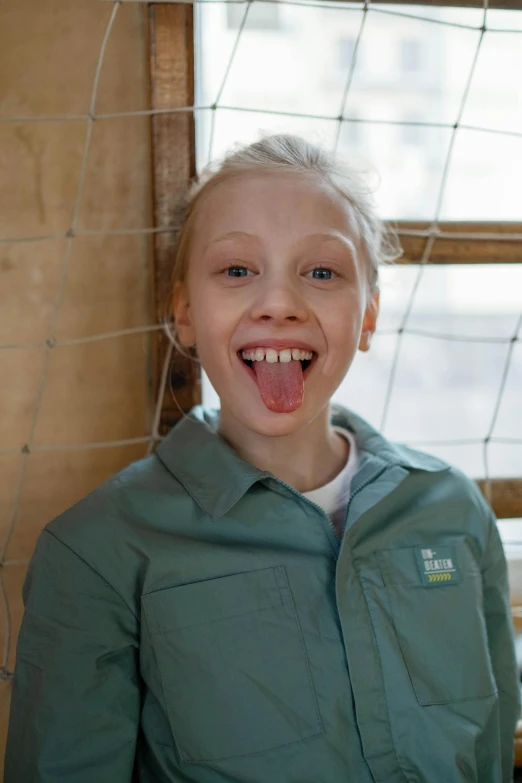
{"left": 42, "top": 529, "right": 139, "bottom": 622}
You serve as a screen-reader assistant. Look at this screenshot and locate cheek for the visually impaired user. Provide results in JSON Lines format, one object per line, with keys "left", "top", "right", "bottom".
{"left": 194, "top": 286, "right": 246, "bottom": 335}
{"left": 321, "top": 297, "right": 363, "bottom": 345}
{"left": 189, "top": 294, "right": 236, "bottom": 358}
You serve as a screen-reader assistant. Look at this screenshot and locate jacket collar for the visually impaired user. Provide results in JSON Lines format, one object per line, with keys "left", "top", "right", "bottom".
{"left": 155, "top": 404, "right": 450, "bottom": 520}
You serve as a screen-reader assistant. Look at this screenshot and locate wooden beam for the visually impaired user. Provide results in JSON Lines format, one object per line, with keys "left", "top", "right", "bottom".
{"left": 148, "top": 3, "right": 201, "bottom": 435}
{"left": 476, "top": 478, "right": 522, "bottom": 520}
{"left": 514, "top": 721, "right": 522, "bottom": 769}
{"left": 395, "top": 222, "right": 522, "bottom": 265}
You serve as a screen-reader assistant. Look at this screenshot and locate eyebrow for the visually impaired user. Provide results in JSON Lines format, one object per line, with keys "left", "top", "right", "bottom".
{"left": 204, "top": 231, "right": 260, "bottom": 251}
{"left": 205, "top": 230, "right": 357, "bottom": 257}
{"left": 302, "top": 232, "right": 357, "bottom": 258}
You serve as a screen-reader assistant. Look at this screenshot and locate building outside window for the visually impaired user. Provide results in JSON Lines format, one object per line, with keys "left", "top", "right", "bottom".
{"left": 400, "top": 38, "right": 423, "bottom": 73}
{"left": 226, "top": 2, "right": 280, "bottom": 31}
{"left": 339, "top": 36, "right": 357, "bottom": 70}
{"left": 402, "top": 115, "right": 424, "bottom": 146}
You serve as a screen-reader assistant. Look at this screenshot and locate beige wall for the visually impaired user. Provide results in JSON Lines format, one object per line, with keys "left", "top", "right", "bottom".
{"left": 0, "top": 1, "right": 154, "bottom": 773}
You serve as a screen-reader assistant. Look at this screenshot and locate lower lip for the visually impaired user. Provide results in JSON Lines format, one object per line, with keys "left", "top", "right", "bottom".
{"left": 236, "top": 353, "right": 318, "bottom": 387}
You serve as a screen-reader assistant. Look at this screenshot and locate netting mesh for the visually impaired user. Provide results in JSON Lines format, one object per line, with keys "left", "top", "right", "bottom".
{"left": 1, "top": 0, "right": 521, "bottom": 687}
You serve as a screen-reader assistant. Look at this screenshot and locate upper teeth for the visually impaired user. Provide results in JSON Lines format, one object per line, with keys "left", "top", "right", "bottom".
{"left": 241, "top": 348, "right": 314, "bottom": 363}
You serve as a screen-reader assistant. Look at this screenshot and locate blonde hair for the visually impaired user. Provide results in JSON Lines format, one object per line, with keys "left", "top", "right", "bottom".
{"left": 164, "top": 133, "right": 402, "bottom": 354}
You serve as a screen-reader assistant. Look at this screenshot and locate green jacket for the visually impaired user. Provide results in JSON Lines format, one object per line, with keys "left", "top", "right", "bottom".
{"left": 5, "top": 405, "right": 520, "bottom": 783}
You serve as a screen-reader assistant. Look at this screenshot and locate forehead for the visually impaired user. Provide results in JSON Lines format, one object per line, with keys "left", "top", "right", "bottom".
{"left": 192, "top": 172, "right": 362, "bottom": 255}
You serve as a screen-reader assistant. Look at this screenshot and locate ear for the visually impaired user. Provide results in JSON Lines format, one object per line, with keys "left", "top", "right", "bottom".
{"left": 358, "top": 289, "right": 380, "bottom": 352}
{"left": 172, "top": 281, "right": 197, "bottom": 347}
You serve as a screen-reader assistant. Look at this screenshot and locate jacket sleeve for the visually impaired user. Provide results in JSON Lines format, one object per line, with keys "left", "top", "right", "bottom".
{"left": 4, "top": 529, "right": 141, "bottom": 783}
{"left": 481, "top": 510, "right": 521, "bottom": 781}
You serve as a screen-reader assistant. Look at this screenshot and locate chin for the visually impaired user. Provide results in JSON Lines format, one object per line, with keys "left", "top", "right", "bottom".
{"left": 223, "top": 395, "right": 319, "bottom": 439}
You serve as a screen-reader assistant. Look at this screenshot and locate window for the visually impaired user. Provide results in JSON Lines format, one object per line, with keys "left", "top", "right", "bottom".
{"left": 151, "top": 0, "right": 522, "bottom": 529}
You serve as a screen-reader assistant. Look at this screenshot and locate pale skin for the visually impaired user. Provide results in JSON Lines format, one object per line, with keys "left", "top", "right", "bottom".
{"left": 173, "top": 171, "right": 379, "bottom": 493}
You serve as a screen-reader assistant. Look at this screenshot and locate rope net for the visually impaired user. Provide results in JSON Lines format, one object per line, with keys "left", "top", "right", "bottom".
{"left": 1, "top": 0, "right": 521, "bottom": 685}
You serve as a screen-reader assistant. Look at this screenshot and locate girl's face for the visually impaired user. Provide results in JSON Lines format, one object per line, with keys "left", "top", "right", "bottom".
{"left": 174, "top": 172, "right": 379, "bottom": 438}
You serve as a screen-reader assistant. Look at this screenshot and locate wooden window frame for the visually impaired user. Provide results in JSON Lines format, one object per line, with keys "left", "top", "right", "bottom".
{"left": 147, "top": 2, "right": 522, "bottom": 521}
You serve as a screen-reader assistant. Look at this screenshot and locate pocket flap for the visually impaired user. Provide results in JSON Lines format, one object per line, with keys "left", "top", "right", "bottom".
{"left": 143, "top": 566, "right": 284, "bottom": 634}
{"left": 376, "top": 542, "right": 479, "bottom": 587}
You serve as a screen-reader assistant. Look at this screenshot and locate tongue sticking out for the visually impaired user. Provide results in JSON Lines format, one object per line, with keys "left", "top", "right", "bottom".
{"left": 252, "top": 359, "right": 304, "bottom": 413}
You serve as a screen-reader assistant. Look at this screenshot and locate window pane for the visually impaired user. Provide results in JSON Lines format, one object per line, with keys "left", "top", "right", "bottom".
{"left": 206, "top": 3, "right": 366, "bottom": 117}
{"left": 404, "top": 264, "right": 522, "bottom": 339}
{"left": 226, "top": 2, "right": 280, "bottom": 31}
{"left": 461, "top": 31, "right": 522, "bottom": 135}
{"left": 401, "top": 116, "right": 424, "bottom": 146}
{"left": 369, "top": 333, "right": 511, "bottom": 441}
{"left": 336, "top": 122, "right": 453, "bottom": 219}
{"left": 381, "top": 4, "right": 485, "bottom": 27}
{"left": 489, "top": 443, "right": 522, "bottom": 480}
{"left": 400, "top": 39, "right": 422, "bottom": 72}
{"left": 491, "top": 342, "right": 522, "bottom": 441}
{"left": 483, "top": 9, "right": 522, "bottom": 32}
{"left": 198, "top": 107, "right": 337, "bottom": 171}
{"left": 339, "top": 37, "right": 356, "bottom": 70}
{"left": 197, "top": 1, "right": 522, "bottom": 221}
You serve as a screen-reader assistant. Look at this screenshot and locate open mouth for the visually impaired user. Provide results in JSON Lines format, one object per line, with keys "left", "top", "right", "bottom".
{"left": 236, "top": 346, "right": 318, "bottom": 413}
{"left": 238, "top": 350, "right": 317, "bottom": 377}
{"left": 241, "top": 356, "right": 314, "bottom": 372}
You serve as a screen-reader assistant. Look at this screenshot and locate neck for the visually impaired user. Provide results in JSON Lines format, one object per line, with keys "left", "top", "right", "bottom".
{"left": 217, "top": 406, "right": 350, "bottom": 493}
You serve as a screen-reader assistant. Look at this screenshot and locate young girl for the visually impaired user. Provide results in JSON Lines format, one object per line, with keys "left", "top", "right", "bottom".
{"left": 5, "top": 134, "right": 520, "bottom": 783}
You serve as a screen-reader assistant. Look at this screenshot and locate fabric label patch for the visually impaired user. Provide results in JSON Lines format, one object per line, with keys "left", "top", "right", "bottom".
{"left": 415, "top": 546, "right": 461, "bottom": 586}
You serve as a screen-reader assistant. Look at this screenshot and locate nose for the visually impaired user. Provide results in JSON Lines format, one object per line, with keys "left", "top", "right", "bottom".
{"left": 249, "top": 274, "right": 308, "bottom": 323}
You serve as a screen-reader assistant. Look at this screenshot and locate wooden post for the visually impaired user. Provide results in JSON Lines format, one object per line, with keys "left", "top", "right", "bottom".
{"left": 477, "top": 479, "right": 522, "bottom": 521}
{"left": 148, "top": 3, "right": 201, "bottom": 435}
{"left": 397, "top": 222, "right": 522, "bottom": 265}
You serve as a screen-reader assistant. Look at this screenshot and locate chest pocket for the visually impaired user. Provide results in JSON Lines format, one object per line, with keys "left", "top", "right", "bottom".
{"left": 375, "top": 542, "right": 497, "bottom": 706}
{"left": 142, "top": 565, "right": 323, "bottom": 763}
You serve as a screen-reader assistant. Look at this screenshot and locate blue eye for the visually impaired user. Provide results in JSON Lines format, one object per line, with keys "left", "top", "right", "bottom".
{"left": 226, "top": 266, "right": 250, "bottom": 277}
{"left": 308, "top": 268, "right": 334, "bottom": 280}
